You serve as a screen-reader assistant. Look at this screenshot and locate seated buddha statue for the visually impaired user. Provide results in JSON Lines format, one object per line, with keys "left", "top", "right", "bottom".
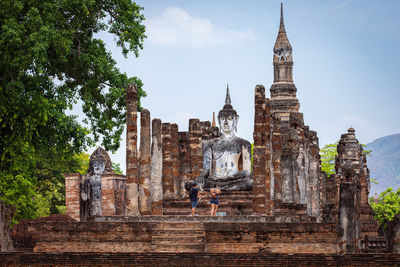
{"left": 198, "top": 86, "right": 252, "bottom": 191}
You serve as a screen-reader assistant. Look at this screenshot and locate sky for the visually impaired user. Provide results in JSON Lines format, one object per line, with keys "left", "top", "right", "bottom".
{"left": 79, "top": 0, "right": 400, "bottom": 172}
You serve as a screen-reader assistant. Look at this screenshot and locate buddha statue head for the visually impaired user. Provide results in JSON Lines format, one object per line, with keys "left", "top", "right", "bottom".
{"left": 218, "top": 85, "right": 239, "bottom": 138}
{"left": 88, "top": 147, "right": 114, "bottom": 176}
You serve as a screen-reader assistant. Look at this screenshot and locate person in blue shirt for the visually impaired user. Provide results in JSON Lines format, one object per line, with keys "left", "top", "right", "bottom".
{"left": 189, "top": 183, "right": 199, "bottom": 216}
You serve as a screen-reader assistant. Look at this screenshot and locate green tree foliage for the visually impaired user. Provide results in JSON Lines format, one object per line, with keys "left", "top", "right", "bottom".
{"left": 370, "top": 187, "right": 400, "bottom": 229}
{"left": 320, "top": 142, "right": 338, "bottom": 176}
{"left": 112, "top": 162, "right": 124, "bottom": 175}
{"left": 0, "top": 0, "right": 146, "bottom": 222}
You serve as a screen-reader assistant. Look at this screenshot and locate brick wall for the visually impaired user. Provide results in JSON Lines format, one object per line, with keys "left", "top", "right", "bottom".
{"left": 13, "top": 220, "right": 340, "bottom": 254}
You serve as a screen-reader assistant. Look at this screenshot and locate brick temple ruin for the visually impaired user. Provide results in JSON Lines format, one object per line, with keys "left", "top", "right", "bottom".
{"left": 5, "top": 4, "right": 400, "bottom": 264}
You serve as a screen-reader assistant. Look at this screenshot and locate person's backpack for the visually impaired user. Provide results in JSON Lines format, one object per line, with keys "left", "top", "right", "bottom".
{"left": 189, "top": 188, "right": 194, "bottom": 199}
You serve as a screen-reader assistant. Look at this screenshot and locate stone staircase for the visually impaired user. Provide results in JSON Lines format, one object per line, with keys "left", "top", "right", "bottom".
{"left": 151, "top": 222, "right": 205, "bottom": 252}
{"left": 163, "top": 191, "right": 253, "bottom": 216}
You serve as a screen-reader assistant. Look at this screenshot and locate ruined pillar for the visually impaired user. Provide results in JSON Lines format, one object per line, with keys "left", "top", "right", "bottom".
{"left": 171, "top": 123, "right": 181, "bottom": 199}
{"left": 189, "top": 119, "right": 203, "bottom": 179}
{"left": 162, "top": 123, "right": 174, "bottom": 199}
{"left": 151, "top": 119, "right": 163, "bottom": 215}
{"left": 138, "top": 109, "right": 151, "bottom": 215}
{"left": 336, "top": 128, "right": 362, "bottom": 253}
{"left": 179, "top": 132, "right": 191, "bottom": 196}
{"left": 252, "top": 85, "right": 267, "bottom": 214}
{"left": 264, "top": 99, "right": 273, "bottom": 213}
{"left": 308, "top": 131, "right": 321, "bottom": 219}
{"left": 126, "top": 83, "right": 139, "bottom": 216}
{"left": 272, "top": 120, "right": 283, "bottom": 203}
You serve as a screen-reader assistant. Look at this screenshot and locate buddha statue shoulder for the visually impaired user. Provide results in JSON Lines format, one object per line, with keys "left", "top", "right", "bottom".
{"left": 198, "top": 86, "right": 252, "bottom": 191}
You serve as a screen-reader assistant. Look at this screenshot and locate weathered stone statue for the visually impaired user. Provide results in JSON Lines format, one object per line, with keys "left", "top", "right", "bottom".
{"left": 80, "top": 147, "right": 114, "bottom": 219}
{"left": 198, "top": 86, "right": 252, "bottom": 190}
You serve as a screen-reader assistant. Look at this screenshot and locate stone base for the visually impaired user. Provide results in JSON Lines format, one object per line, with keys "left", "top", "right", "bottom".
{"left": 13, "top": 215, "right": 339, "bottom": 254}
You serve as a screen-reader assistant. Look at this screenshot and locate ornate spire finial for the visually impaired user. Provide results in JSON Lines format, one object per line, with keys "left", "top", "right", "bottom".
{"left": 219, "top": 84, "right": 236, "bottom": 117}
{"left": 225, "top": 84, "right": 231, "bottom": 105}
{"left": 212, "top": 112, "right": 216, "bottom": 127}
{"left": 279, "top": 2, "right": 285, "bottom": 33}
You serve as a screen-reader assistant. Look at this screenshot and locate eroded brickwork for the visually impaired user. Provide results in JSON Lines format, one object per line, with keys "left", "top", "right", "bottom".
{"left": 65, "top": 174, "right": 81, "bottom": 221}
{"left": 139, "top": 109, "right": 151, "bottom": 215}
{"left": 150, "top": 119, "right": 163, "bottom": 215}
{"left": 126, "top": 83, "right": 139, "bottom": 216}
{"left": 162, "top": 123, "right": 174, "bottom": 199}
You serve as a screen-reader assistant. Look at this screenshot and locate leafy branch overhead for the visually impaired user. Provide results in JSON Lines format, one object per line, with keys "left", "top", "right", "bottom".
{"left": 0, "top": 0, "right": 146, "bottom": 222}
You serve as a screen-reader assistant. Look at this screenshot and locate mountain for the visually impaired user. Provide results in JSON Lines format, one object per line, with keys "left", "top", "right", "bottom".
{"left": 367, "top": 134, "right": 400, "bottom": 195}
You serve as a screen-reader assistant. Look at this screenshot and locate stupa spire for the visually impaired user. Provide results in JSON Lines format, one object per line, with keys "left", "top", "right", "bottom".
{"left": 269, "top": 3, "right": 299, "bottom": 117}
{"left": 222, "top": 84, "right": 233, "bottom": 110}
{"left": 279, "top": 2, "right": 285, "bottom": 33}
{"left": 225, "top": 84, "right": 231, "bottom": 105}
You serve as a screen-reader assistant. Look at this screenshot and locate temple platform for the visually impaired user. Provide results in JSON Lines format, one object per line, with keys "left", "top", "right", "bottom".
{"left": 13, "top": 215, "right": 339, "bottom": 254}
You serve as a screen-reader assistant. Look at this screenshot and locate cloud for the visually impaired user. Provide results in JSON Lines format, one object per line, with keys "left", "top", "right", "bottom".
{"left": 146, "top": 7, "right": 255, "bottom": 46}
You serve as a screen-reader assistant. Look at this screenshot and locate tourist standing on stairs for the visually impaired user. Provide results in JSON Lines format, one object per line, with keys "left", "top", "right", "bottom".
{"left": 210, "top": 184, "right": 221, "bottom": 216}
{"left": 189, "top": 183, "right": 199, "bottom": 216}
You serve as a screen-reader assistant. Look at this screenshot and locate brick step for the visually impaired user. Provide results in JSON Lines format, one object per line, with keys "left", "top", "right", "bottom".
{"left": 151, "top": 244, "right": 204, "bottom": 253}
{"left": 153, "top": 230, "right": 205, "bottom": 236}
{"left": 154, "top": 222, "right": 204, "bottom": 231}
{"left": 164, "top": 200, "right": 252, "bottom": 206}
{"left": 163, "top": 209, "right": 252, "bottom": 216}
{"left": 152, "top": 238, "right": 204, "bottom": 244}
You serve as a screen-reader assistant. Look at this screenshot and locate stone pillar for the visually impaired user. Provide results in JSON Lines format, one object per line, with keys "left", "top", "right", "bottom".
{"left": 138, "top": 109, "right": 151, "bottom": 215}
{"left": 162, "top": 123, "right": 174, "bottom": 199}
{"left": 252, "top": 85, "right": 267, "bottom": 214}
{"left": 281, "top": 127, "right": 295, "bottom": 203}
{"left": 171, "top": 123, "right": 181, "bottom": 199}
{"left": 308, "top": 131, "right": 321, "bottom": 219}
{"left": 151, "top": 119, "right": 163, "bottom": 215}
{"left": 179, "top": 132, "right": 191, "bottom": 196}
{"left": 336, "top": 128, "right": 362, "bottom": 253}
{"left": 264, "top": 100, "right": 273, "bottom": 213}
{"left": 126, "top": 83, "right": 139, "bottom": 216}
{"left": 272, "top": 120, "right": 283, "bottom": 203}
{"left": 189, "top": 119, "right": 203, "bottom": 179}
{"left": 65, "top": 173, "right": 81, "bottom": 221}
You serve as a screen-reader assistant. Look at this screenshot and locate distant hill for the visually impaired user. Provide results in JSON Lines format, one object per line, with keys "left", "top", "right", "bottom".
{"left": 367, "top": 134, "right": 400, "bottom": 195}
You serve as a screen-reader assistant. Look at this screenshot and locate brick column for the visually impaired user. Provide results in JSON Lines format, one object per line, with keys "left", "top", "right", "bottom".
{"left": 171, "top": 123, "right": 181, "bottom": 199}
{"left": 189, "top": 119, "right": 202, "bottom": 179}
{"left": 272, "top": 119, "right": 282, "bottom": 203}
{"left": 65, "top": 173, "right": 81, "bottom": 221}
{"left": 151, "top": 119, "right": 163, "bottom": 215}
{"left": 139, "top": 109, "right": 151, "bottom": 215}
{"left": 162, "top": 123, "right": 174, "bottom": 199}
{"left": 264, "top": 99, "right": 273, "bottom": 214}
{"left": 179, "top": 131, "right": 191, "bottom": 196}
{"left": 252, "top": 85, "right": 267, "bottom": 214}
{"left": 126, "top": 83, "right": 139, "bottom": 216}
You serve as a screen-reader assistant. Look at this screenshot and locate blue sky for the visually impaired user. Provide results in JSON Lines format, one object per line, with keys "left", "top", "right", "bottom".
{"left": 81, "top": 0, "right": 400, "bottom": 171}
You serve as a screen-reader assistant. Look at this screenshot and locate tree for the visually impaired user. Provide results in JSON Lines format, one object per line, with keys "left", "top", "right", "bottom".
{"left": 320, "top": 142, "right": 338, "bottom": 176}
{"left": 0, "top": 0, "right": 146, "bottom": 222}
{"left": 370, "top": 187, "right": 400, "bottom": 229}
